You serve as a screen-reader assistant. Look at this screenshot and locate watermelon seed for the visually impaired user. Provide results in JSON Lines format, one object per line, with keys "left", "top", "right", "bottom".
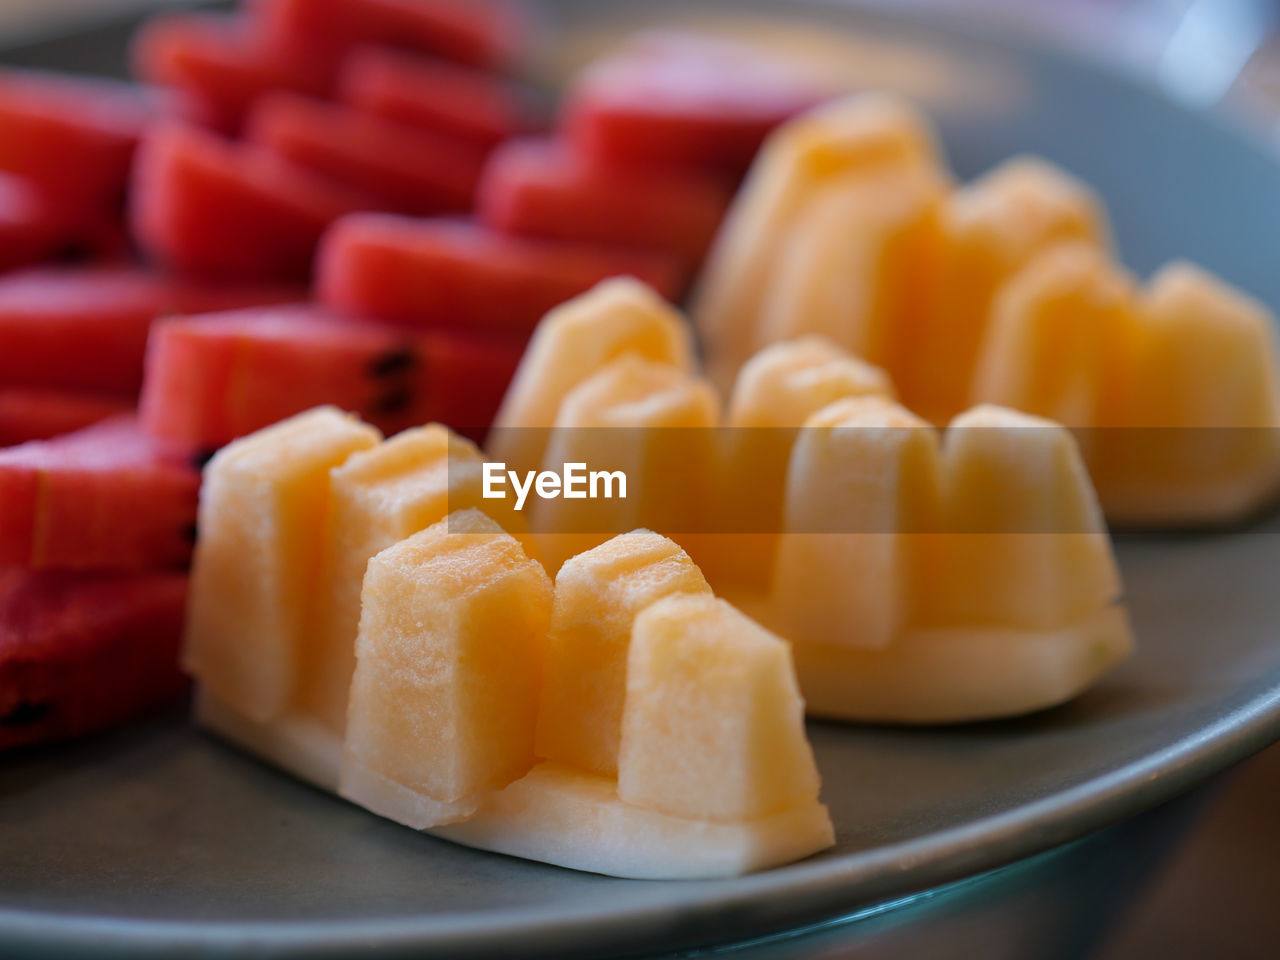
{"left": 373, "top": 386, "right": 415, "bottom": 415}
{"left": 368, "top": 347, "right": 419, "bottom": 379}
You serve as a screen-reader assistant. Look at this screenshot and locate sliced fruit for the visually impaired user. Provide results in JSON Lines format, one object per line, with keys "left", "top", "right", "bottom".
{"left": 909, "top": 157, "right": 1110, "bottom": 422}
{"left": 0, "top": 266, "right": 303, "bottom": 396}
{"left": 0, "top": 416, "right": 199, "bottom": 571}
{"left": 0, "top": 171, "right": 79, "bottom": 271}
{"left": 317, "top": 214, "right": 683, "bottom": 336}
{"left": 0, "top": 568, "right": 188, "bottom": 750}
{"left": 140, "top": 305, "right": 518, "bottom": 453}
{"left": 488, "top": 277, "right": 694, "bottom": 477}
{"left": 478, "top": 137, "right": 731, "bottom": 267}
{"left": 183, "top": 407, "right": 379, "bottom": 732}
{"left": 131, "top": 124, "right": 371, "bottom": 280}
{"left": 341, "top": 509, "right": 551, "bottom": 827}
{"left": 534, "top": 531, "right": 711, "bottom": 778}
{"left": 338, "top": 46, "right": 533, "bottom": 149}
{"left": 694, "top": 94, "right": 941, "bottom": 388}
{"left": 0, "top": 388, "right": 132, "bottom": 447}
{"left": 617, "top": 594, "right": 821, "bottom": 822}
{"left": 246, "top": 92, "right": 487, "bottom": 215}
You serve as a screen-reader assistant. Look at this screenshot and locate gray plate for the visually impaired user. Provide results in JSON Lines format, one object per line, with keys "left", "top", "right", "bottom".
{"left": 5, "top": 2, "right": 1280, "bottom": 958}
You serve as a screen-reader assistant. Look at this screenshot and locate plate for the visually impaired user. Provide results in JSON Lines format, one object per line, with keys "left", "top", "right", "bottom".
{"left": 5, "top": 2, "right": 1280, "bottom": 957}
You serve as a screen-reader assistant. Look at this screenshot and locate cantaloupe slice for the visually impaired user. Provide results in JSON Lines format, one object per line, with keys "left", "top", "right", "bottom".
{"left": 534, "top": 531, "right": 711, "bottom": 778}
{"left": 1095, "top": 262, "right": 1280, "bottom": 524}
{"left": 694, "top": 93, "right": 942, "bottom": 389}
{"left": 340, "top": 509, "right": 551, "bottom": 829}
{"left": 299, "top": 424, "right": 528, "bottom": 737}
{"left": 185, "top": 406, "right": 380, "bottom": 786}
{"left": 532, "top": 356, "right": 719, "bottom": 573}
{"left": 488, "top": 277, "right": 695, "bottom": 478}
{"left": 907, "top": 157, "right": 1110, "bottom": 421}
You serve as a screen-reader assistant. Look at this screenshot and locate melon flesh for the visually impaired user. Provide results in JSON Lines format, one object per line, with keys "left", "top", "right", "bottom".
{"left": 910, "top": 157, "right": 1110, "bottom": 422}
{"left": 618, "top": 594, "right": 821, "bottom": 822}
{"left": 432, "top": 761, "right": 835, "bottom": 880}
{"left": 533, "top": 356, "right": 719, "bottom": 572}
{"left": 183, "top": 407, "right": 380, "bottom": 730}
{"left": 535, "top": 531, "right": 711, "bottom": 778}
{"left": 694, "top": 93, "right": 941, "bottom": 388}
{"left": 488, "top": 277, "right": 695, "bottom": 478}
{"left": 340, "top": 509, "right": 550, "bottom": 826}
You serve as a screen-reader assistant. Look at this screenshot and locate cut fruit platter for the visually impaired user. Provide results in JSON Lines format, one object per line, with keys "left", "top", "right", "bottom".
{"left": 4, "top": 0, "right": 1280, "bottom": 957}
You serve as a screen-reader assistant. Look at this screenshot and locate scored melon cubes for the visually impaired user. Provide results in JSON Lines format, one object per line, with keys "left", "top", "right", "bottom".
{"left": 766, "top": 397, "right": 1133, "bottom": 722}
{"left": 535, "top": 531, "right": 711, "bottom": 777}
{"left": 184, "top": 407, "right": 380, "bottom": 785}
{"left": 340, "top": 510, "right": 551, "bottom": 828}
{"left": 488, "top": 276, "right": 695, "bottom": 477}
{"left": 694, "top": 93, "right": 942, "bottom": 388}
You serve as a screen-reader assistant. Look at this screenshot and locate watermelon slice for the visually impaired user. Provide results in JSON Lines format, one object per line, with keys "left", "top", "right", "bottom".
{"left": 0, "top": 416, "right": 199, "bottom": 571}
{"left": 0, "top": 69, "right": 154, "bottom": 209}
{"left": 338, "top": 46, "right": 535, "bottom": 149}
{"left": 132, "top": 13, "right": 333, "bottom": 134}
{"left": 564, "top": 33, "right": 832, "bottom": 175}
{"left": 0, "top": 171, "right": 73, "bottom": 270}
{"left": 0, "top": 389, "right": 132, "bottom": 447}
{"left": 0, "top": 568, "right": 187, "bottom": 751}
{"left": 130, "top": 124, "right": 374, "bottom": 281}
{"left": 140, "top": 305, "right": 521, "bottom": 450}
{"left": 0, "top": 266, "right": 304, "bottom": 395}
{"left": 478, "top": 137, "right": 731, "bottom": 267}
{"left": 252, "top": 0, "right": 526, "bottom": 71}
{"left": 245, "top": 92, "right": 487, "bottom": 215}
{"left": 317, "top": 214, "right": 683, "bottom": 336}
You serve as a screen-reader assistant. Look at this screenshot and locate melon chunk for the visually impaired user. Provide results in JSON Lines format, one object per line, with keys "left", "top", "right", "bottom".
{"left": 533, "top": 357, "right": 719, "bottom": 572}
{"left": 432, "top": 761, "right": 835, "bottom": 880}
{"left": 535, "top": 531, "right": 711, "bottom": 777}
{"left": 340, "top": 509, "right": 550, "bottom": 828}
{"left": 302, "top": 425, "right": 526, "bottom": 734}
{"left": 488, "top": 277, "right": 695, "bottom": 477}
{"left": 694, "top": 94, "right": 941, "bottom": 388}
{"left": 184, "top": 407, "right": 379, "bottom": 734}
{"left": 617, "top": 594, "right": 820, "bottom": 822}
{"left": 910, "top": 157, "right": 1110, "bottom": 422}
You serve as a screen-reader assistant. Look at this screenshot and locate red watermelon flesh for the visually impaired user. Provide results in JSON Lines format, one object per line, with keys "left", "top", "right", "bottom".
{"left": 564, "top": 33, "right": 832, "bottom": 175}
{"left": 246, "top": 92, "right": 486, "bottom": 216}
{"left": 0, "top": 171, "right": 73, "bottom": 270}
{"left": 252, "top": 0, "right": 526, "bottom": 72}
{"left": 339, "top": 46, "right": 535, "bottom": 150}
{"left": 317, "top": 214, "right": 683, "bottom": 336}
{"left": 131, "top": 13, "right": 334, "bottom": 135}
{"left": 478, "top": 137, "right": 731, "bottom": 268}
{"left": 0, "top": 266, "right": 304, "bottom": 395}
{"left": 0, "top": 568, "right": 187, "bottom": 751}
{"left": 130, "top": 124, "right": 374, "bottom": 281}
{"left": 139, "top": 305, "right": 521, "bottom": 451}
{"left": 0, "top": 389, "right": 132, "bottom": 447}
{"left": 0, "top": 69, "right": 154, "bottom": 209}
{"left": 0, "top": 416, "right": 199, "bottom": 571}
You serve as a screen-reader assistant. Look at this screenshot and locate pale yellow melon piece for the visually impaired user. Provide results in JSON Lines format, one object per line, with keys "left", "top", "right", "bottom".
{"left": 908, "top": 157, "right": 1110, "bottom": 422}
{"left": 535, "top": 531, "right": 712, "bottom": 777}
{"left": 340, "top": 509, "right": 551, "bottom": 828}
{"left": 431, "top": 762, "right": 835, "bottom": 880}
{"left": 755, "top": 163, "right": 948, "bottom": 381}
{"left": 695, "top": 93, "right": 942, "bottom": 389}
{"left": 1096, "top": 262, "right": 1280, "bottom": 525}
{"left": 488, "top": 277, "right": 695, "bottom": 477}
{"left": 184, "top": 407, "right": 380, "bottom": 727}
{"left": 704, "top": 337, "right": 895, "bottom": 593}
{"left": 299, "top": 425, "right": 529, "bottom": 737}
{"left": 532, "top": 356, "right": 719, "bottom": 574}
{"left": 617, "top": 595, "right": 821, "bottom": 822}
{"left": 928, "top": 405, "right": 1122, "bottom": 630}
{"left": 970, "top": 244, "right": 1135, "bottom": 434}
{"left": 785, "top": 605, "right": 1133, "bottom": 724}
{"left": 770, "top": 396, "right": 941, "bottom": 650}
